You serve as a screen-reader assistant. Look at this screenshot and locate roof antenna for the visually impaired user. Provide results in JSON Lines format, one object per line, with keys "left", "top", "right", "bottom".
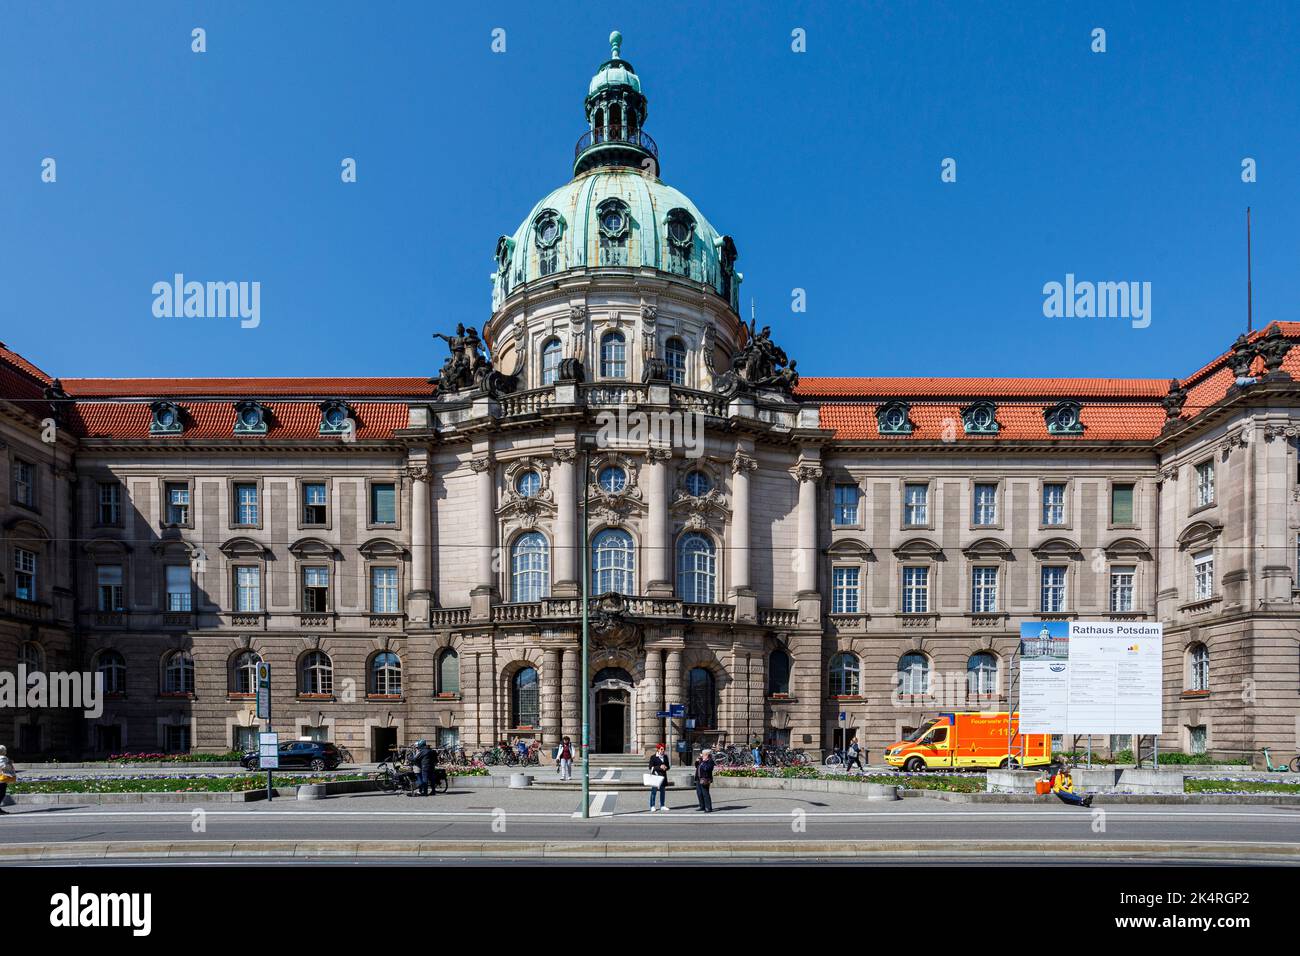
{"left": 1246, "top": 206, "right": 1253, "bottom": 334}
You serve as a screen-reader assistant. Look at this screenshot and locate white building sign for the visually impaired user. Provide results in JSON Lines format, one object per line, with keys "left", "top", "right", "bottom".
{"left": 1018, "top": 621, "right": 1162, "bottom": 734}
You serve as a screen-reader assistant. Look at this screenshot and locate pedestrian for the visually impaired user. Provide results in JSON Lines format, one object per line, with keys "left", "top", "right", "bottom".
{"left": 647, "top": 742, "right": 671, "bottom": 811}
{"left": 0, "top": 745, "right": 15, "bottom": 815}
{"left": 410, "top": 739, "right": 438, "bottom": 797}
{"left": 1051, "top": 765, "right": 1092, "bottom": 808}
{"left": 751, "top": 736, "right": 763, "bottom": 768}
{"left": 693, "top": 748, "right": 715, "bottom": 812}
{"left": 557, "top": 735, "right": 574, "bottom": 781}
{"left": 845, "top": 736, "right": 863, "bottom": 773}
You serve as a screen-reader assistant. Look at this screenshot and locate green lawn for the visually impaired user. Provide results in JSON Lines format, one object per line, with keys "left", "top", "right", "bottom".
{"left": 1185, "top": 778, "right": 1300, "bottom": 794}
{"left": 15, "top": 774, "right": 369, "bottom": 794}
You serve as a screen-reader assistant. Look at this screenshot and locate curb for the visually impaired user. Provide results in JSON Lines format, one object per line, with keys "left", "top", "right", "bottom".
{"left": 0, "top": 839, "right": 1296, "bottom": 862}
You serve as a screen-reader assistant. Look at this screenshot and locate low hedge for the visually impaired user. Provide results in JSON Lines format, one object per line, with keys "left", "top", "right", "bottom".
{"left": 14, "top": 774, "right": 370, "bottom": 794}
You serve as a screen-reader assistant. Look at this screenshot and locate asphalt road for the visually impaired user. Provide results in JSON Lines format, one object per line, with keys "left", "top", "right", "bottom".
{"left": 4, "top": 786, "right": 1300, "bottom": 860}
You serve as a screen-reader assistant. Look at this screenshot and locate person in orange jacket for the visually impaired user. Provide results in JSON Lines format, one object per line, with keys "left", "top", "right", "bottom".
{"left": 1051, "top": 765, "right": 1093, "bottom": 808}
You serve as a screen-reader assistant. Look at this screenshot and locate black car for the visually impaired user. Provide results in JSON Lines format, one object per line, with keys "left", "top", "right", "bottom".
{"left": 240, "top": 740, "right": 342, "bottom": 771}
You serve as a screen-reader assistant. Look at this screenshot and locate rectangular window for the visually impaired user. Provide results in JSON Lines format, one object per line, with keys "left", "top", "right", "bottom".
{"left": 437, "top": 727, "right": 460, "bottom": 749}
{"left": 1109, "top": 734, "right": 1132, "bottom": 753}
{"left": 234, "top": 482, "right": 259, "bottom": 526}
{"left": 971, "top": 566, "right": 998, "bottom": 613}
{"left": 1188, "top": 725, "right": 1207, "bottom": 755}
{"left": 1110, "top": 566, "right": 1135, "bottom": 612}
{"left": 165, "top": 482, "right": 190, "bottom": 525}
{"left": 164, "top": 725, "right": 192, "bottom": 754}
{"left": 832, "top": 484, "right": 860, "bottom": 526}
{"left": 831, "top": 566, "right": 860, "bottom": 614}
{"left": 371, "top": 566, "right": 399, "bottom": 613}
{"left": 236, "top": 566, "right": 261, "bottom": 612}
{"left": 1042, "top": 483, "right": 1066, "bottom": 526}
{"left": 98, "top": 482, "right": 122, "bottom": 525}
{"left": 1193, "top": 549, "right": 1214, "bottom": 600}
{"left": 1040, "top": 566, "right": 1067, "bottom": 613}
{"left": 370, "top": 482, "right": 397, "bottom": 525}
{"left": 97, "top": 565, "right": 124, "bottom": 611}
{"left": 14, "top": 548, "right": 36, "bottom": 601}
{"left": 903, "top": 484, "right": 928, "bottom": 526}
{"left": 1196, "top": 460, "right": 1215, "bottom": 508}
{"left": 973, "top": 483, "right": 998, "bottom": 526}
{"left": 166, "top": 565, "right": 192, "bottom": 612}
{"left": 1111, "top": 483, "right": 1135, "bottom": 525}
{"left": 303, "top": 566, "right": 329, "bottom": 612}
{"left": 13, "top": 459, "right": 35, "bottom": 507}
{"left": 302, "top": 482, "right": 328, "bottom": 524}
{"left": 902, "top": 566, "right": 929, "bottom": 613}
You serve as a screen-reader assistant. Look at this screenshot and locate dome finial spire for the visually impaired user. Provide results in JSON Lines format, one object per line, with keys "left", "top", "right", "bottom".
{"left": 609, "top": 30, "right": 622, "bottom": 59}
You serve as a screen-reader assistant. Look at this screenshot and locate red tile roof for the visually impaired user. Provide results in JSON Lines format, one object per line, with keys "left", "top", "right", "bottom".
{"left": 797, "top": 377, "right": 1170, "bottom": 400}
{"left": 71, "top": 401, "right": 412, "bottom": 441}
{"left": 0, "top": 341, "right": 56, "bottom": 403}
{"left": 62, "top": 377, "right": 436, "bottom": 398}
{"left": 819, "top": 402, "right": 1168, "bottom": 442}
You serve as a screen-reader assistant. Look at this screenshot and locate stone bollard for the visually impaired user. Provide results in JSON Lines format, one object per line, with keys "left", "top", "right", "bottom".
{"left": 864, "top": 783, "right": 900, "bottom": 801}
{"left": 509, "top": 773, "right": 534, "bottom": 789}
{"left": 297, "top": 784, "right": 325, "bottom": 801}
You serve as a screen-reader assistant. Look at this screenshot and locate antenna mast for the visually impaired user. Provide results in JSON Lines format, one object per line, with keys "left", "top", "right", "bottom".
{"left": 1247, "top": 207, "right": 1253, "bottom": 334}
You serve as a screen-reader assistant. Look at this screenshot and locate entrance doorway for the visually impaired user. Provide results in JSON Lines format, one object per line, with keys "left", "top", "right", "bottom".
{"left": 371, "top": 726, "right": 398, "bottom": 762}
{"left": 590, "top": 667, "right": 636, "bottom": 754}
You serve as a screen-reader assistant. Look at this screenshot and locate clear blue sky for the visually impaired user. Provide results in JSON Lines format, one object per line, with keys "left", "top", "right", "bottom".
{"left": 2, "top": 1, "right": 1297, "bottom": 382}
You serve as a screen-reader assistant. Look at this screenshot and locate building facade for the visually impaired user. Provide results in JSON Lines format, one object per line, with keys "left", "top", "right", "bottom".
{"left": 2, "top": 34, "right": 1298, "bottom": 764}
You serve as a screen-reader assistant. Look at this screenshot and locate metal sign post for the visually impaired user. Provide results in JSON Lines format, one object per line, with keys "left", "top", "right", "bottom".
{"left": 580, "top": 443, "right": 591, "bottom": 819}
{"left": 256, "top": 662, "right": 274, "bottom": 800}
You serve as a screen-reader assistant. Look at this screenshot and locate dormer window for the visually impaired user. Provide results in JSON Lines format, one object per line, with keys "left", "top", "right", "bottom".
{"left": 533, "top": 210, "right": 564, "bottom": 277}
{"left": 319, "top": 400, "right": 353, "bottom": 436}
{"left": 150, "top": 401, "right": 184, "bottom": 435}
{"left": 1045, "top": 401, "right": 1083, "bottom": 435}
{"left": 597, "top": 199, "right": 629, "bottom": 266}
{"left": 233, "top": 401, "right": 268, "bottom": 435}
{"left": 962, "top": 401, "right": 999, "bottom": 435}
{"left": 665, "top": 208, "right": 696, "bottom": 277}
{"left": 877, "top": 401, "right": 913, "bottom": 435}
{"left": 495, "top": 235, "right": 515, "bottom": 276}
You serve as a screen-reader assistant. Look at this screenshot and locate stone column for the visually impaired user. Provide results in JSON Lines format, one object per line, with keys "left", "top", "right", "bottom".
{"left": 541, "top": 646, "right": 561, "bottom": 746}
{"left": 644, "top": 646, "right": 664, "bottom": 748}
{"left": 730, "top": 448, "right": 758, "bottom": 621}
{"left": 665, "top": 647, "right": 683, "bottom": 763}
{"left": 561, "top": 642, "right": 580, "bottom": 744}
{"left": 645, "top": 447, "right": 673, "bottom": 596}
{"left": 795, "top": 458, "right": 823, "bottom": 624}
{"left": 553, "top": 448, "right": 578, "bottom": 597}
{"left": 407, "top": 459, "right": 432, "bottom": 622}
{"left": 469, "top": 452, "right": 496, "bottom": 619}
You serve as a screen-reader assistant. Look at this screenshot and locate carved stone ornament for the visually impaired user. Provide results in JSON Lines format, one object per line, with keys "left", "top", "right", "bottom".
{"left": 794, "top": 462, "right": 824, "bottom": 483}
{"left": 405, "top": 464, "right": 433, "bottom": 483}
{"left": 1255, "top": 325, "right": 1294, "bottom": 377}
{"left": 1262, "top": 423, "right": 1300, "bottom": 443}
{"left": 731, "top": 451, "right": 759, "bottom": 474}
{"left": 468, "top": 455, "right": 495, "bottom": 474}
{"left": 589, "top": 592, "right": 644, "bottom": 653}
{"left": 1162, "top": 378, "right": 1187, "bottom": 420}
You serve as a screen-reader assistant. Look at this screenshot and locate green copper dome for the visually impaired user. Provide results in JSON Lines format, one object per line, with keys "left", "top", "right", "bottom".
{"left": 490, "top": 33, "right": 741, "bottom": 314}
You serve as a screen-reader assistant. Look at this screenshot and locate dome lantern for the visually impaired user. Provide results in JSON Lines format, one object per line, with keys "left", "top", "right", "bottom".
{"left": 574, "top": 30, "right": 658, "bottom": 176}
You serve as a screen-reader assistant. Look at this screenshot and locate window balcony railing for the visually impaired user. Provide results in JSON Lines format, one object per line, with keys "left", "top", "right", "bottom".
{"left": 574, "top": 126, "right": 658, "bottom": 161}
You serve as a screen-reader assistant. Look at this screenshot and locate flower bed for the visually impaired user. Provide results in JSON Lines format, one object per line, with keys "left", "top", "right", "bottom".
{"left": 14, "top": 773, "right": 369, "bottom": 794}
{"left": 1185, "top": 778, "right": 1300, "bottom": 795}
{"left": 716, "top": 767, "right": 984, "bottom": 793}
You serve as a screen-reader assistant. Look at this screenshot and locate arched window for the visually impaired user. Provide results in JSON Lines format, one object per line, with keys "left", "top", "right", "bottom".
{"left": 687, "top": 667, "right": 717, "bottom": 728}
{"left": 897, "top": 653, "right": 930, "bottom": 696}
{"left": 665, "top": 337, "right": 687, "bottom": 385}
{"left": 676, "top": 533, "right": 717, "bottom": 603}
{"left": 597, "top": 200, "right": 629, "bottom": 266}
{"left": 829, "top": 652, "right": 860, "bottom": 697}
{"left": 97, "top": 650, "right": 126, "bottom": 696}
{"left": 163, "top": 650, "right": 194, "bottom": 695}
{"left": 591, "top": 528, "right": 635, "bottom": 594}
{"left": 967, "top": 652, "right": 998, "bottom": 696}
{"left": 1189, "top": 643, "right": 1209, "bottom": 691}
{"left": 370, "top": 652, "right": 402, "bottom": 697}
{"left": 231, "top": 651, "right": 260, "bottom": 696}
{"left": 599, "top": 331, "right": 626, "bottom": 378}
{"left": 437, "top": 648, "right": 460, "bottom": 696}
{"left": 684, "top": 470, "right": 711, "bottom": 497}
{"left": 541, "top": 337, "right": 563, "bottom": 385}
{"left": 515, "top": 470, "right": 542, "bottom": 498}
{"left": 512, "top": 667, "right": 539, "bottom": 728}
{"left": 18, "top": 641, "right": 44, "bottom": 675}
{"left": 768, "top": 649, "right": 791, "bottom": 696}
{"left": 299, "top": 651, "right": 333, "bottom": 697}
{"left": 511, "top": 532, "right": 550, "bottom": 602}
{"left": 597, "top": 465, "right": 627, "bottom": 493}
